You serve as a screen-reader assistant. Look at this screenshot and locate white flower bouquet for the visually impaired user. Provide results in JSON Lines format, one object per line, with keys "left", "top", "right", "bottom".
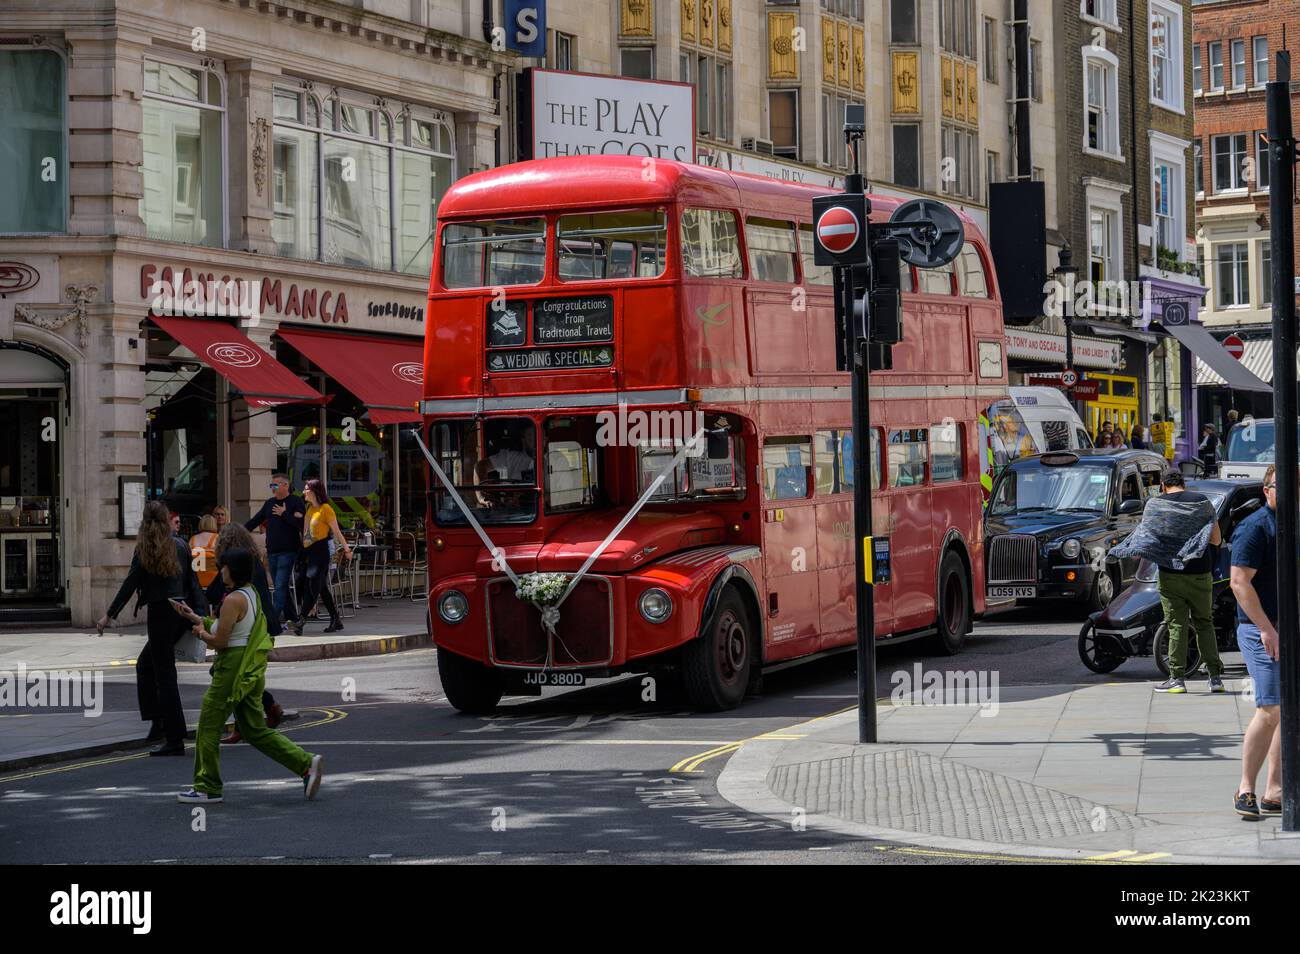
{"left": 516, "top": 572, "right": 570, "bottom": 606}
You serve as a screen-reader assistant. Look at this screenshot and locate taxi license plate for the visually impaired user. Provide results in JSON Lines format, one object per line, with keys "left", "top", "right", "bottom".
{"left": 987, "top": 585, "right": 1036, "bottom": 599}
{"left": 521, "top": 671, "right": 587, "bottom": 687}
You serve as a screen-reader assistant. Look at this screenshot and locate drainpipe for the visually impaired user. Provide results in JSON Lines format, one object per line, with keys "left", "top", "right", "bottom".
{"left": 482, "top": 0, "right": 494, "bottom": 45}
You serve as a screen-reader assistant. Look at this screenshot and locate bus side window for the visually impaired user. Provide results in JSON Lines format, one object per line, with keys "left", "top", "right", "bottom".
{"left": 746, "top": 218, "right": 798, "bottom": 283}
{"left": 680, "top": 208, "right": 743, "bottom": 278}
{"left": 814, "top": 430, "right": 854, "bottom": 495}
{"left": 763, "top": 436, "right": 812, "bottom": 500}
{"left": 957, "top": 243, "right": 989, "bottom": 298}
{"left": 930, "top": 423, "right": 964, "bottom": 483}
{"left": 797, "top": 225, "right": 835, "bottom": 286}
{"left": 916, "top": 260, "right": 954, "bottom": 296}
{"left": 888, "top": 429, "right": 929, "bottom": 487}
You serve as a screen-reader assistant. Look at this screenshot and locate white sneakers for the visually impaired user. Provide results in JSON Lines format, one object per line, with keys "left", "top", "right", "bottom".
{"left": 302, "top": 754, "right": 324, "bottom": 800}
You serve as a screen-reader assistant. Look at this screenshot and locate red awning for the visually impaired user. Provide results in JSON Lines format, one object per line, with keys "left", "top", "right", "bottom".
{"left": 275, "top": 327, "right": 423, "bottom": 424}
{"left": 150, "top": 316, "right": 325, "bottom": 408}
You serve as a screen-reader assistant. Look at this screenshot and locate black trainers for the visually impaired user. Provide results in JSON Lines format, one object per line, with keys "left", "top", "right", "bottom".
{"left": 1154, "top": 677, "right": 1186, "bottom": 693}
{"left": 1235, "top": 791, "right": 1260, "bottom": 819}
{"left": 1209, "top": 675, "right": 1226, "bottom": 693}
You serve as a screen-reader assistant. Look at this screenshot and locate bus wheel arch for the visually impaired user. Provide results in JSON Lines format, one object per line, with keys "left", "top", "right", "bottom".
{"left": 682, "top": 566, "right": 762, "bottom": 711}
{"left": 931, "top": 533, "right": 973, "bottom": 655}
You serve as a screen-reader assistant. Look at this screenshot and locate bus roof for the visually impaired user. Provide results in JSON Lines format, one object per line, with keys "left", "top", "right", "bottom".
{"left": 437, "top": 156, "right": 984, "bottom": 234}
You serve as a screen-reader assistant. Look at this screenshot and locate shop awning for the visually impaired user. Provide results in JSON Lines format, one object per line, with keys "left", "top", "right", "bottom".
{"left": 1195, "top": 338, "right": 1276, "bottom": 387}
{"left": 150, "top": 316, "right": 325, "bottom": 407}
{"left": 275, "top": 328, "right": 422, "bottom": 424}
{"left": 1163, "top": 323, "right": 1271, "bottom": 393}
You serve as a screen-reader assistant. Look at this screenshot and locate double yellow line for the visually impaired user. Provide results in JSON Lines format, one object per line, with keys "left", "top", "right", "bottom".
{"left": 670, "top": 705, "right": 857, "bottom": 773}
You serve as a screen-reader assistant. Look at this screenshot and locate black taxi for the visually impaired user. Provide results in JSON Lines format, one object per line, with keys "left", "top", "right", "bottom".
{"left": 984, "top": 449, "right": 1170, "bottom": 610}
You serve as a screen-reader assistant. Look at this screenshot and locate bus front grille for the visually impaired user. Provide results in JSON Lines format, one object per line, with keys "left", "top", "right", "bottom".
{"left": 486, "top": 576, "right": 614, "bottom": 667}
{"left": 987, "top": 534, "right": 1038, "bottom": 584}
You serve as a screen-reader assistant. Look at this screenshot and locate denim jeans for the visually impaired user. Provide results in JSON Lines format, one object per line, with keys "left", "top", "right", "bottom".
{"left": 267, "top": 550, "right": 299, "bottom": 625}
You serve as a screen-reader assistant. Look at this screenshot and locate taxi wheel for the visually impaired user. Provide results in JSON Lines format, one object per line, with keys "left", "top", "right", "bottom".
{"left": 1078, "top": 620, "right": 1124, "bottom": 674}
{"left": 1153, "top": 623, "right": 1204, "bottom": 678}
{"left": 437, "top": 647, "right": 504, "bottom": 714}
{"left": 1088, "top": 569, "right": 1117, "bottom": 612}
{"left": 683, "top": 588, "right": 752, "bottom": 712}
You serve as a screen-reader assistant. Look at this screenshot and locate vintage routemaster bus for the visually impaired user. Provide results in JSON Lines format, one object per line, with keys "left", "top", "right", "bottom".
{"left": 420, "top": 155, "right": 1008, "bottom": 713}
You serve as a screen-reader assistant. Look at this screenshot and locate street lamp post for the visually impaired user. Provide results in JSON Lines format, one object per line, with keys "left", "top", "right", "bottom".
{"left": 1054, "top": 243, "right": 1078, "bottom": 374}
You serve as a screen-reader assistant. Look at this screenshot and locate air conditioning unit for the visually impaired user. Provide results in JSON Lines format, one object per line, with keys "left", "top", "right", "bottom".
{"left": 755, "top": 138, "right": 775, "bottom": 155}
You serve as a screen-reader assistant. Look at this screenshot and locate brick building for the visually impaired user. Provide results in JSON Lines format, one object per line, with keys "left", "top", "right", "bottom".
{"left": 1190, "top": 0, "right": 1300, "bottom": 425}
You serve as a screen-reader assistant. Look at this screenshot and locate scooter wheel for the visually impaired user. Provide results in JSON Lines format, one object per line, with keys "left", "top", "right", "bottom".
{"left": 1079, "top": 619, "right": 1125, "bottom": 674}
{"left": 1153, "top": 623, "right": 1203, "bottom": 678}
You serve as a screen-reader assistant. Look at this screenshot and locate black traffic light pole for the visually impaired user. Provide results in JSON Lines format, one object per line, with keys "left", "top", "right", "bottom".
{"left": 1266, "top": 50, "right": 1299, "bottom": 833}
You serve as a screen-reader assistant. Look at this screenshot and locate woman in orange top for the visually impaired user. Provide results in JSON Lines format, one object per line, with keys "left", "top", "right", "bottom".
{"left": 189, "top": 514, "right": 220, "bottom": 589}
{"left": 293, "top": 478, "right": 352, "bottom": 633}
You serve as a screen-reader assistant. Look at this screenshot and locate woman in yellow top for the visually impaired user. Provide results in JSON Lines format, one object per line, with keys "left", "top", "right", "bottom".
{"left": 189, "top": 514, "right": 220, "bottom": 589}
{"left": 293, "top": 478, "right": 352, "bottom": 633}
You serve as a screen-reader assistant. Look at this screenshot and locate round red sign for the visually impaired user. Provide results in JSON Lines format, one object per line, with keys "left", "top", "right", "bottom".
{"left": 1223, "top": 334, "right": 1245, "bottom": 360}
{"left": 816, "top": 206, "right": 861, "bottom": 255}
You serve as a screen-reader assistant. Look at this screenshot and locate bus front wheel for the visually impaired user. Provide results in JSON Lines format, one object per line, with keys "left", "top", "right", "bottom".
{"left": 437, "top": 647, "right": 504, "bottom": 714}
{"left": 682, "top": 588, "right": 753, "bottom": 712}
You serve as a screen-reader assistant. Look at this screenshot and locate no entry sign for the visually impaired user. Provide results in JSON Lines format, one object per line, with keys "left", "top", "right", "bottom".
{"left": 1224, "top": 334, "right": 1245, "bottom": 360}
{"left": 811, "top": 193, "right": 868, "bottom": 265}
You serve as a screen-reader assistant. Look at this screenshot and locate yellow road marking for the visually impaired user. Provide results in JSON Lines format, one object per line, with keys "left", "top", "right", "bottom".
{"left": 0, "top": 706, "right": 347, "bottom": 784}
{"left": 671, "top": 743, "right": 741, "bottom": 773}
{"left": 1087, "top": 849, "right": 1137, "bottom": 860}
{"left": 883, "top": 845, "right": 1168, "bottom": 865}
{"left": 669, "top": 703, "right": 861, "bottom": 773}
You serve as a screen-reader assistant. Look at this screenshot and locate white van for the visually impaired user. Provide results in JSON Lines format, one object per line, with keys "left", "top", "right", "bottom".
{"left": 980, "top": 387, "right": 1094, "bottom": 496}
{"left": 1220, "top": 417, "right": 1293, "bottom": 481}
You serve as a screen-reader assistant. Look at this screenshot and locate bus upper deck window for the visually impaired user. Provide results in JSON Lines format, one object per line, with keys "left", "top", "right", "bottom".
{"left": 958, "top": 243, "right": 989, "bottom": 298}
{"left": 745, "top": 217, "right": 798, "bottom": 283}
{"left": 797, "top": 226, "right": 835, "bottom": 286}
{"left": 916, "top": 260, "right": 954, "bottom": 296}
{"left": 442, "top": 218, "right": 547, "bottom": 289}
{"left": 556, "top": 209, "right": 667, "bottom": 282}
{"left": 680, "top": 208, "right": 743, "bottom": 278}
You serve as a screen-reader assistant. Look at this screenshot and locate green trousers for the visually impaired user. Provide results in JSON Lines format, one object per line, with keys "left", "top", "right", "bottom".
{"left": 1157, "top": 571, "right": 1223, "bottom": 680}
{"left": 194, "top": 646, "right": 312, "bottom": 796}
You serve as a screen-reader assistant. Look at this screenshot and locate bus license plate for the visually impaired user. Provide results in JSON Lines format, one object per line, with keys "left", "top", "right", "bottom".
{"left": 521, "top": 671, "right": 587, "bottom": 687}
{"left": 987, "top": 585, "right": 1036, "bottom": 599}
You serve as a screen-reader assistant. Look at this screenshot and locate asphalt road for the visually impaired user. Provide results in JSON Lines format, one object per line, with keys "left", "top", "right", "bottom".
{"left": 0, "top": 602, "right": 1163, "bottom": 865}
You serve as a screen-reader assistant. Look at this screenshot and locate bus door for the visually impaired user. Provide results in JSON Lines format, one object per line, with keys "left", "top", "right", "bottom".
{"left": 883, "top": 428, "right": 936, "bottom": 632}
{"left": 759, "top": 436, "right": 821, "bottom": 661}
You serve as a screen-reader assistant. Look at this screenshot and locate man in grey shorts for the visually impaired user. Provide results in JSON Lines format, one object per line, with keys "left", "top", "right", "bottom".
{"left": 1229, "top": 463, "right": 1283, "bottom": 819}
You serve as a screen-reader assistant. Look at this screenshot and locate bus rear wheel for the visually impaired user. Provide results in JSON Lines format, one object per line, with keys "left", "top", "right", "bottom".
{"left": 683, "top": 588, "right": 753, "bottom": 712}
{"left": 929, "top": 551, "right": 971, "bottom": 655}
{"left": 437, "top": 647, "right": 504, "bottom": 714}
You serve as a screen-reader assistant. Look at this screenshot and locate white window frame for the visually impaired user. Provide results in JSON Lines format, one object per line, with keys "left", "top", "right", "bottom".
{"left": 1192, "top": 43, "right": 1201, "bottom": 96}
{"left": 984, "top": 16, "right": 998, "bottom": 83}
{"left": 1253, "top": 36, "right": 1268, "bottom": 87}
{"left": 1149, "top": 132, "right": 1188, "bottom": 260}
{"left": 1211, "top": 132, "right": 1248, "bottom": 194}
{"left": 1214, "top": 241, "right": 1249, "bottom": 309}
{"left": 1148, "top": 1, "right": 1184, "bottom": 114}
{"left": 1084, "top": 179, "right": 1128, "bottom": 307}
{"left": 1082, "top": 47, "right": 1122, "bottom": 160}
{"left": 1259, "top": 240, "right": 1272, "bottom": 307}
{"left": 1230, "top": 38, "right": 1246, "bottom": 90}
{"left": 1208, "top": 41, "right": 1224, "bottom": 92}
{"left": 1080, "top": 0, "right": 1118, "bottom": 29}
{"left": 619, "top": 47, "right": 655, "bottom": 80}
{"left": 1255, "top": 131, "right": 1270, "bottom": 192}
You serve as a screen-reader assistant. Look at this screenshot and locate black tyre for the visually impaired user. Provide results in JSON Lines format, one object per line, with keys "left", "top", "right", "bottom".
{"left": 1088, "top": 569, "right": 1117, "bottom": 613}
{"left": 1153, "top": 623, "right": 1204, "bottom": 678}
{"left": 929, "top": 551, "right": 971, "bottom": 655}
{"left": 1078, "top": 619, "right": 1124, "bottom": 674}
{"left": 682, "top": 587, "right": 754, "bottom": 711}
{"left": 437, "top": 646, "right": 504, "bottom": 714}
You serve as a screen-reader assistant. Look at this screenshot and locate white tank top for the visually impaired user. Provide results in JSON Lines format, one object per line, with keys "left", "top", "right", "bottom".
{"left": 225, "top": 585, "right": 259, "bottom": 648}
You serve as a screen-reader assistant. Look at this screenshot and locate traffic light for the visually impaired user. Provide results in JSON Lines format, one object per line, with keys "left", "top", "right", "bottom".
{"left": 867, "top": 238, "right": 903, "bottom": 345}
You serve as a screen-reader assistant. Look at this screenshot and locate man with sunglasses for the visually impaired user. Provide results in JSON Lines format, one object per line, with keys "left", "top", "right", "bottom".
{"left": 246, "top": 473, "right": 306, "bottom": 633}
{"left": 1229, "top": 463, "right": 1283, "bottom": 819}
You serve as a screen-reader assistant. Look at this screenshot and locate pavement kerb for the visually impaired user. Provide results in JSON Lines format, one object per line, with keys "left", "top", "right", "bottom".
{"left": 714, "top": 709, "right": 1297, "bottom": 866}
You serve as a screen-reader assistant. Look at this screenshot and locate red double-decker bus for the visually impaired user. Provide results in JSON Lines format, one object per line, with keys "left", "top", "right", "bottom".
{"left": 420, "top": 155, "right": 1008, "bottom": 712}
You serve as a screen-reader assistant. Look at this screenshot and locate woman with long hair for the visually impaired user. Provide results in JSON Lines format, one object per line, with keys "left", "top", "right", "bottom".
{"left": 206, "top": 523, "right": 286, "bottom": 742}
{"left": 294, "top": 478, "right": 351, "bottom": 633}
{"left": 97, "top": 499, "right": 207, "bottom": 755}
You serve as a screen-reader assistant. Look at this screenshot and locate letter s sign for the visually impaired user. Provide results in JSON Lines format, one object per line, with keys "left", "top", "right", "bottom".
{"left": 505, "top": 0, "right": 547, "bottom": 57}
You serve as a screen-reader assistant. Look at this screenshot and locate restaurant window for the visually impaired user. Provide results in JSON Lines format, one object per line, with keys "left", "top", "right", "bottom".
{"left": 814, "top": 429, "right": 855, "bottom": 495}
{"left": 769, "top": 89, "right": 799, "bottom": 159}
{"left": 442, "top": 217, "right": 547, "bottom": 288}
{"left": 273, "top": 85, "right": 455, "bottom": 275}
{"left": 746, "top": 218, "right": 798, "bottom": 283}
{"left": 0, "top": 48, "right": 66, "bottom": 233}
{"left": 930, "top": 423, "right": 964, "bottom": 483}
{"left": 620, "top": 47, "right": 655, "bottom": 79}
{"left": 798, "top": 226, "right": 835, "bottom": 286}
{"left": 142, "top": 58, "right": 225, "bottom": 247}
{"left": 557, "top": 209, "right": 667, "bottom": 281}
{"left": 888, "top": 429, "right": 928, "bottom": 488}
{"left": 1146, "top": 340, "right": 1182, "bottom": 444}
{"left": 680, "top": 208, "right": 743, "bottom": 278}
{"left": 763, "top": 436, "right": 812, "bottom": 501}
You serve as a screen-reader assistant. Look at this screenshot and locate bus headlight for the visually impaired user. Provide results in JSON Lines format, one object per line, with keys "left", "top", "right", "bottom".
{"left": 1061, "top": 538, "right": 1082, "bottom": 560}
{"left": 639, "top": 588, "right": 673, "bottom": 623}
{"left": 438, "top": 590, "right": 469, "bottom": 624}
